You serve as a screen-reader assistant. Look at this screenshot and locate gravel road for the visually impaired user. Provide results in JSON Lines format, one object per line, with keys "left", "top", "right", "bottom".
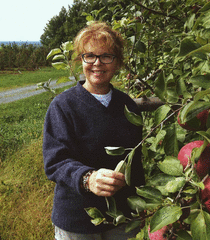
{"left": 0, "top": 78, "right": 76, "bottom": 104}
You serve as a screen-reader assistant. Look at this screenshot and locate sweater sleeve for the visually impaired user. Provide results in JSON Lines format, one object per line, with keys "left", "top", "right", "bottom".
{"left": 43, "top": 98, "right": 94, "bottom": 195}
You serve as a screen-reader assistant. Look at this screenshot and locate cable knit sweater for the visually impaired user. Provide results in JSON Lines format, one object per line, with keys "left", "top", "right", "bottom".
{"left": 43, "top": 81, "right": 145, "bottom": 234}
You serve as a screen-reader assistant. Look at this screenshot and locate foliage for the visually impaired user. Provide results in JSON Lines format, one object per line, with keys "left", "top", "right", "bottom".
{"left": 45, "top": 0, "right": 210, "bottom": 239}
{"left": 0, "top": 42, "right": 51, "bottom": 70}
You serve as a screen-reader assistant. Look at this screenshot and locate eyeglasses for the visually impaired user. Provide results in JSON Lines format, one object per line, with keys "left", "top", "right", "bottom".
{"left": 82, "top": 53, "right": 116, "bottom": 64}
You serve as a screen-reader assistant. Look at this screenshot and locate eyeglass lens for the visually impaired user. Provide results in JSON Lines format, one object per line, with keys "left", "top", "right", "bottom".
{"left": 83, "top": 54, "right": 115, "bottom": 64}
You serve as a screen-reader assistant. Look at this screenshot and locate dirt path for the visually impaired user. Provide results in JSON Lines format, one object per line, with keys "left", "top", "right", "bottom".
{"left": 0, "top": 78, "right": 76, "bottom": 104}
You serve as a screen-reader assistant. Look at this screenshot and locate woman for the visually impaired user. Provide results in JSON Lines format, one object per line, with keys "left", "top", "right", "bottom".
{"left": 43, "top": 22, "right": 145, "bottom": 240}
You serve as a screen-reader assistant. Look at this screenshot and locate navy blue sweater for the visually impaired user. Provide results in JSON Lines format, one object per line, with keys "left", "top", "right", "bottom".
{"left": 43, "top": 81, "right": 145, "bottom": 234}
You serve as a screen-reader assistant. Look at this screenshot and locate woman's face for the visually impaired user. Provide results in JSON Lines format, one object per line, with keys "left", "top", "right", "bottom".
{"left": 82, "top": 40, "right": 119, "bottom": 94}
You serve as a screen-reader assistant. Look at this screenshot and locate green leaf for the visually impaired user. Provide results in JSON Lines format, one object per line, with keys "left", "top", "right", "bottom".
{"left": 104, "top": 146, "right": 125, "bottom": 156}
{"left": 52, "top": 62, "right": 68, "bottom": 70}
{"left": 61, "top": 41, "right": 73, "bottom": 51}
{"left": 46, "top": 48, "right": 62, "bottom": 59}
{"left": 184, "top": 14, "right": 195, "bottom": 31}
{"left": 57, "top": 76, "right": 70, "bottom": 84}
{"left": 85, "top": 207, "right": 106, "bottom": 226}
{"left": 125, "top": 149, "right": 135, "bottom": 186}
{"left": 150, "top": 206, "right": 182, "bottom": 233}
{"left": 124, "top": 105, "right": 143, "bottom": 126}
{"left": 163, "top": 124, "right": 179, "bottom": 156}
{"left": 114, "top": 215, "right": 127, "bottom": 226}
{"left": 149, "top": 174, "right": 176, "bottom": 187}
{"left": 136, "top": 186, "right": 162, "bottom": 201}
{"left": 191, "top": 210, "right": 210, "bottom": 240}
{"left": 154, "top": 105, "right": 171, "bottom": 125}
{"left": 180, "top": 101, "right": 210, "bottom": 124}
{"left": 52, "top": 54, "right": 65, "bottom": 61}
{"left": 125, "top": 220, "right": 141, "bottom": 233}
{"left": 91, "top": 218, "right": 106, "bottom": 225}
{"left": 154, "top": 71, "right": 166, "bottom": 102}
{"left": 135, "top": 40, "right": 146, "bottom": 53}
{"left": 197, "top": 131, "right": 210, "bottom": 144}
{"left": 177, "top": 78, "right": 192, "bottom": 99}
{"left": 189, "top": 75, "right": 210, "bottom": 89}
{"left": 189, "top": 44, "right": 210, "bottom": 57}
{"left": 105, "top": 197, "right": 117, "bottom": 215}
{"left": 199, "top": 2, "right": 210, "bottom": 12}
{"left": 194, "top": 88, "right": 210, "bottom": 102}
{"left": 165, "top": 177, "right": 186, "bottom": 193}
{"left": 114, "top": 160, "right": 127, "bottom": 173}
{"left": 158, "top": 157, "right": 183, "bottom": 176}
{"left": 148, "top": 174, "right": 176, "bottom": 196}
{"left": 177, "top": 230, "right": 192, "bottom": 240}
{"left": 127, "top": 196, "right": 146, "bottom": 212}
{"left": 177, "top": 38, "right": 200, "bottom": 58}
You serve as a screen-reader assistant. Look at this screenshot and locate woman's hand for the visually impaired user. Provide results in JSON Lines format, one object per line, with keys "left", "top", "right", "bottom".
{"left": 88, "top": 168, "right": 126, "bottom": 197}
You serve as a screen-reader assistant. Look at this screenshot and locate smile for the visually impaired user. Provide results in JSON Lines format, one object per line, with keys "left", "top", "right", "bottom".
{"left": 92, "top": 70, "right": 105, "bottom": 73}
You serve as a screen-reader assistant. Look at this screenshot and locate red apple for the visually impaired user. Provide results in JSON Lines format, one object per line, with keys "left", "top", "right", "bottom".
{"left": 203, "top": 199, "right": 210, "bottom": 212}
{"left": 177, "top": 141, "right": 210, "bottom": 178}
{"left": 200, "top": 177, "right": 210, "bottom": 212}
{"left": 148, "top": 225, "right": 169, "bottom": 240}
{"left": 177, "top": 109, "right": 209, "bottom": 131}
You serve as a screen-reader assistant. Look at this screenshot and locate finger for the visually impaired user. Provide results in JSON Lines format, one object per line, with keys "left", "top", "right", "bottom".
{"left": 98, "top": 168, "right": 125, "bottom": 181}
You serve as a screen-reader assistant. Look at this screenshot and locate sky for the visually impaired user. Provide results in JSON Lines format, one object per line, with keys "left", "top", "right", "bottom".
{"left": 1, "top": 0, "right": 74, "bottom": 41}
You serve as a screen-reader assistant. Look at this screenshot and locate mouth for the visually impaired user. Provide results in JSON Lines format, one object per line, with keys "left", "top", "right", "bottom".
{"left": 92, "top": 70, "right": 105, "bottom": 74}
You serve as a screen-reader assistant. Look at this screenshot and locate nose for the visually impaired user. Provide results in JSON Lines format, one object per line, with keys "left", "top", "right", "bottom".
{"left": 93, "top": 57, "right": 103, "bottom": 65}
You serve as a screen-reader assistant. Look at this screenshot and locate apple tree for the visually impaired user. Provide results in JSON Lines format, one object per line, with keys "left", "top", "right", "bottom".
{"left": 44, "top": 0, "right": 210, "bottom": 239}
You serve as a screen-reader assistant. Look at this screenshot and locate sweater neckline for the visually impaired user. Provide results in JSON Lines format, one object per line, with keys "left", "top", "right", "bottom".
{"left": 78, "top": 81, "right": 115, "bottom": 109}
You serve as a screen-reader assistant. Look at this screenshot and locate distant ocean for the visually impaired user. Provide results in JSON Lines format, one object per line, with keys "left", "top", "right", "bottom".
{"left": 0, "top": 41, "right": 42, "bottom": 46}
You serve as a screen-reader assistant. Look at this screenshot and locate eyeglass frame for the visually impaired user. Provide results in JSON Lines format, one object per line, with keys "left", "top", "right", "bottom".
{"left": 81, "top": 53, "right": 116, "bottom": 64}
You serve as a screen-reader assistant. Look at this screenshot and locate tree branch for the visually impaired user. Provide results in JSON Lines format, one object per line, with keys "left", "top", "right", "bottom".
{"left": 130, "top": 0, "right": 181, "bottom": 21}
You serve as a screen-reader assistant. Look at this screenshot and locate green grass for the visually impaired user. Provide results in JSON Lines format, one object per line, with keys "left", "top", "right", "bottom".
{"left": 0, "top": 67, "right": 70, "bottom": 91}
{"left": 0, "top": 74, "right": 76, "bottom": 239}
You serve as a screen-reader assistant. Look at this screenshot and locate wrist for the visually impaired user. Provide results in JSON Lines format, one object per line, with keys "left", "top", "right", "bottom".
{"left": 81, "top": 170, "right": 95, "bottom": 192}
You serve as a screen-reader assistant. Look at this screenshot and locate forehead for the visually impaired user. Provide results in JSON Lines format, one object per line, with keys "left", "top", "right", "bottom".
{"left": 83, "top": 39, "right": 114, "bottom": 54}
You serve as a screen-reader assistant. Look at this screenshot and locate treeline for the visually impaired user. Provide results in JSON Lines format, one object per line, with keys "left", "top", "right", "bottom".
{"left": 0, "top": 43, "right": 51, "bottom": 71}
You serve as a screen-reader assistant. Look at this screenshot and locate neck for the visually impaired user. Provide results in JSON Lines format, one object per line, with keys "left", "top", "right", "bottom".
{"left": 83, "top": 81, "right": 110, "bottom": 94}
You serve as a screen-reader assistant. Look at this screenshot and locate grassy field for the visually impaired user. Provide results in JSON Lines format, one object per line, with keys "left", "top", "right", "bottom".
{"left": 0, "top": 67, "right": 70, "bottom": 91}
{"left": 0, "top": 68, "right": 73, "bottom": 239}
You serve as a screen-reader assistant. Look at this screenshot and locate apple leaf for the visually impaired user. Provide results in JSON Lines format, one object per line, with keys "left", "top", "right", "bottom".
{"left": 191, "top": 210, "right": 210, "bottom": 240}
{"left": 150, "top": 206, "right": 182, "bottom": 233}
{"left": 177, "top": 38, "right": 200, "bottom": 58}
{"left": 136, "top": 186, "right": 163, "bottom": 201}
{"left": 154, "top": 71, "right": 166, "bottom": 102}
{"left": 127, "top": 196, "right": 146, "bottom": 212}
{"left": 154, "top": 105, "right": 171, "bottom": 125}
{"left": 85, "top": 207, "right": 106, "bottom": 226}
{"left": 125, "top": 220, "right": 142, "bottom": 233}
{"left": 148, "top": 174, "right": 176, "bottom": 196}
{"left": 158, "top": 157, "right": 183, "bottom": 176}
{"left": 180, "top": 101, "right": 210, "bottom": 123}
{"left": 125, "top": 149, "right": 135, "bottom": 186}
{"left": 114, "top": 160, "right": 127, "bottom": 174}
{"left": 52, "top": 54, "right": 65, "bottom": 61}
{"left": 104, "top": 146, "right": 125, "bottom": 156}
{"left": 46, "top": 48, "right": 62, "bottom": 59}
{"left": 177, "top": 230, "right": 192, "bottom": 240}
{"left": 163, "top": 123, "right": 179, "bottom": 156}
{"left": 189, "top": 75, "right": 210, "bottom": 89}
{"left": 52, "top": 62, "right": 69, "bottom": 70}
{"left": 124, "top": 105, "right": 143, "bottom": 126}
{"left": 165, "top": 177, "right": 186, "bottom": 193}
{"left": 197, "top": 131, "right": 210, "bottom": 144}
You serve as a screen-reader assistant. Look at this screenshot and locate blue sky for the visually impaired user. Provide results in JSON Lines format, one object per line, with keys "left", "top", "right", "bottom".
{"left": 1, "top": 0, "right": 74, "bottom": 41}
